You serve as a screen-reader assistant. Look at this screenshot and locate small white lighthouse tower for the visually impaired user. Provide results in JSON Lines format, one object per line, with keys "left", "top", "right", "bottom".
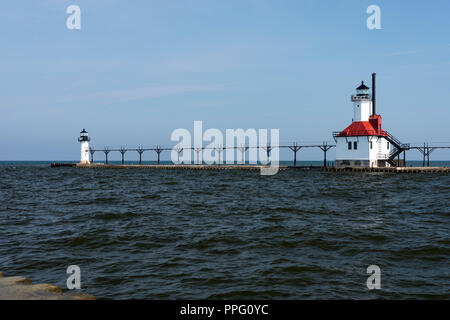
{"left": 352, "top": 81, "right": 373, "bottom": 122}
{"left": 78, "top": 129, "right": 90, "bottom": 164}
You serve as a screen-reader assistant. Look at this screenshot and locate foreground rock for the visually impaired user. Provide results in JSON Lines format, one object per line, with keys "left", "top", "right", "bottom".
{"left": 0, "top": 272, "right": 95, "bottom": 300}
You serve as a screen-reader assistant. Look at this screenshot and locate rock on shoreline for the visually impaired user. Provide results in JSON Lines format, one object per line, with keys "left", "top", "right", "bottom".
{"left": 0, "top": 272, "right": 95, "bottom": 300}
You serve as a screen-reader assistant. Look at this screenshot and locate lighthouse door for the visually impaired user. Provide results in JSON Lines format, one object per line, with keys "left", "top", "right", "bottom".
{"left": 377, "top": 140, "right": 383, "bottom": 158}
{"left": 376, "top": 140, "right": 385, "bottom": 167}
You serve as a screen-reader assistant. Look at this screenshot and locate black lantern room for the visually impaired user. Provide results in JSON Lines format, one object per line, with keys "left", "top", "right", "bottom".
{"left": 356, "top": 81, "right": 370, "bottom": 96}
{"left": 78, "top": 129, "right": 90, "bottom": 142}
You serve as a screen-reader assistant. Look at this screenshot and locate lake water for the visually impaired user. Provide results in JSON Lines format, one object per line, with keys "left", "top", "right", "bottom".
{"left": 0, "top": 162, "right": 449, "bottom": 299}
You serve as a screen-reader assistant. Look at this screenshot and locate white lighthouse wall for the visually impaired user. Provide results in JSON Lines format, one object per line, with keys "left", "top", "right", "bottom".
{"left": 335, "top": 136, "right": 391, "bottom": 167}
{"left": 336, "top": 137, "right": 370, "bottom": 160}
{"left": 80, "top": 141, "right": 90, "bottom": 164}
{"left": 353, "top": 100, "right": 372, "bottom": 122}
{"left": 370, "top": 137, "right": 391, "bottom": 162}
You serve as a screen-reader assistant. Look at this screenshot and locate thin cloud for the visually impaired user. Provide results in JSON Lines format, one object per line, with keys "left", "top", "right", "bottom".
{"left": 2, "top": 84, "right": 220, "bottom": 111}
{"left": 383, "top": 49, "right": 423, "bottom": 57}
{"left": 70, "top": 84, "right": 218, "bottom": 105}
{"left": 384, "top": 43, "right": 450, "bottom": 57}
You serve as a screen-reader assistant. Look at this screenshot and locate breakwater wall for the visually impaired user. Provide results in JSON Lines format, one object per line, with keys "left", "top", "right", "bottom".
{"left": 50, "top": 163, "right": 449, "bottom": 173}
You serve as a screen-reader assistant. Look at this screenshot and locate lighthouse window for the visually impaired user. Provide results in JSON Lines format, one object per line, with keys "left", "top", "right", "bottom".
{"left": 353, "top": 142, "right": 358, "bottom": 150}
{"left": 348, "top": 142, "right": 352, "bottom": 150}
{"left": 370, "top": 141, "right": 373, "bottom": 149}
{"left": 387, "top": 142, "right": 390, "bottom": 150}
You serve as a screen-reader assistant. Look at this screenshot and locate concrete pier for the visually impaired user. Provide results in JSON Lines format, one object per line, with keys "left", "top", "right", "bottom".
{"left": 50, "top": 163, "right": 449, "bottom": 173}
{"left": 75, "top": 163, "right": 290, "bottom": 171}
{"left": 326, "top": 166, "right": 449, "bottom": 173}
{"left": 0, "top": 272, "right": 94, "bottom": 300}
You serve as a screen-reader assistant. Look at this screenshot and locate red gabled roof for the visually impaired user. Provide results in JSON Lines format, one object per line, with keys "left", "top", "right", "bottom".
{"left": 337, "top": 119, "right": 388, "bottom": 137}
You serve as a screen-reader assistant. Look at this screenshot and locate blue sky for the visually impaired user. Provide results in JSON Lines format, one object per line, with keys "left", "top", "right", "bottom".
{"left": 1, "top": 0, "right": 449, "bottom": 160}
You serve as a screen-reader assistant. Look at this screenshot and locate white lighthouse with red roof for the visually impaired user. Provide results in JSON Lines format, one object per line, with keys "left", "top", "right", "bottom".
{"left": 333, "top": 73, "right": 397, "bottom": 167}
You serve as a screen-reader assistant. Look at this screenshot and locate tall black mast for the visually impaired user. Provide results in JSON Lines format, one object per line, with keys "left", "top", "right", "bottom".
{"left": 372, "top": 73, "right": 376, "bottom": 115}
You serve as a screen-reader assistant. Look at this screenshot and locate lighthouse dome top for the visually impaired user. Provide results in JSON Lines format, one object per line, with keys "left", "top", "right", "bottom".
{"left": 356, "top": 81, "right": 370, "bottom": 96}
{"left": 356, "top": 81, "right": 369, "bottom": 90}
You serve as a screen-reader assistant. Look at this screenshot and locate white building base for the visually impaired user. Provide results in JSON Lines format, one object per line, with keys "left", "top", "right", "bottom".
{"left": 334, "top": 136, "right": 391, "bottom": 168}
